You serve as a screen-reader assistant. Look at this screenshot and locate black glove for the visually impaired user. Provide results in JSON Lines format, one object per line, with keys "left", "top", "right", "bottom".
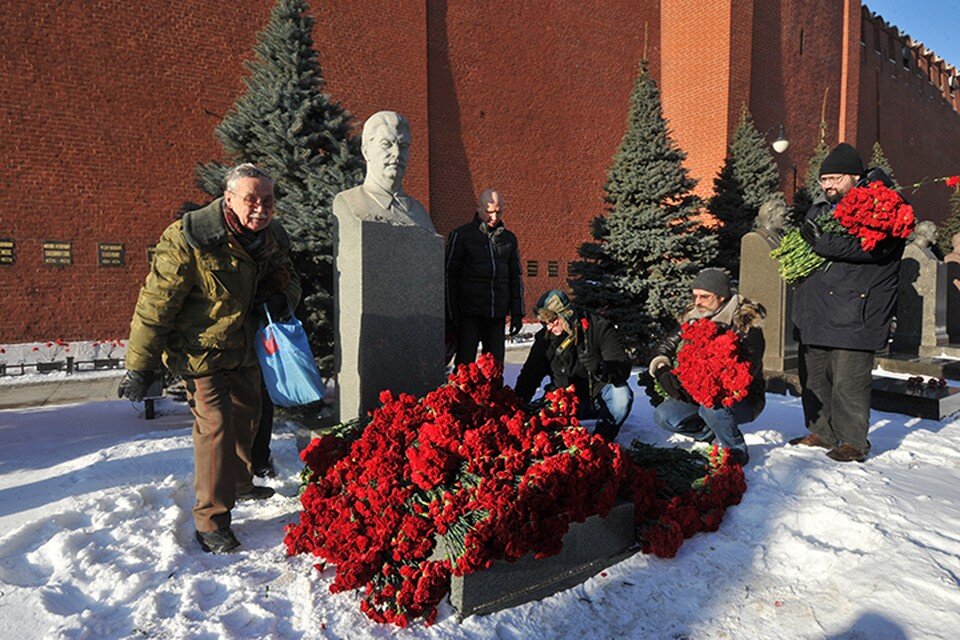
{"left": 654, "top": 366, "right": 685, "bottom": 402}
{"left": 509, "top": 315, "right": 523, "bottom": 336}
{"left": 799, "top": 218, "right": 822, "bottom": 246}
{"left": 254, "top": 292, "right": 290, "bottom": 322}
{"left": 577, "top": 345, "right": 600, "bottom": 375}
{"left": 118, "top": 370, "right": 158, "bottom": 402}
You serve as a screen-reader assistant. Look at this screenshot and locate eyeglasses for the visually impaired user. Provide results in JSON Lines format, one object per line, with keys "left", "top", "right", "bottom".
{"left": 819, "top": 175, "right": 850, "bottom": 186}
{"left": 229, "top": 191, "right": 275, "bottom": 209}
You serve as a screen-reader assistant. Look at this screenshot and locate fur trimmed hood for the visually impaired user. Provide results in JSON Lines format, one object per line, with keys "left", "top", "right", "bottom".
{"left": 679, "top": 293, "right": 765, "bottom": 334}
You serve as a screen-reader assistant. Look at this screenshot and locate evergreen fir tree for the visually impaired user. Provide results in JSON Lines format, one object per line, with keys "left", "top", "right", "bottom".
{"left": 937, "top": 186, "right": 960, "bottom": 256}
{"left": 869, "top": 141, "right": 900, "bottom": 188}
{"left": 568, "top": 62, "right": 718, "bottom": 362}
{"left": 196, "top": 0, "right": 363, "bottom": 374}
{"left": 789, "top": 121, "right": 831, "bottom": 226}
{"left": 707, "top": 107, "right": 780, "bottom": 275}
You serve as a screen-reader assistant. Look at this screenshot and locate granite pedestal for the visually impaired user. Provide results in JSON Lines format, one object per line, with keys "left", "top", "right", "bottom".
{"left": 439, "top": 500, "right": 636, "bottom": 620}
{"left": 871, "top": 377, "right": 960, "bottom": 420}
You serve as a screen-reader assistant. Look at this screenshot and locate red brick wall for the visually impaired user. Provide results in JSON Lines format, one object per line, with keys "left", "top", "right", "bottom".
{"left": 660, "top": 0, "right": 736, "bottom": 197}
{"left": 748, "top": 0, "right": 848, "bottom": 199}
{"left": 856, "top": 7, "right": 960, "bottom": 222}
{"left": 0, "top": 0, "right": 427, "bottom": 343}
{"left": 427, "top": 0, "right": 660, "bottom": 312}
{"left": 4, "top": 1, "right": 960, "bottom": 344}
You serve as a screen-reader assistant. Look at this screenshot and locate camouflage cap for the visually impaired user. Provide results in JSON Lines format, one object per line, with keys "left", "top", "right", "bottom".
{"left": 535, "top": 289, "right": 574, "bottom": 323}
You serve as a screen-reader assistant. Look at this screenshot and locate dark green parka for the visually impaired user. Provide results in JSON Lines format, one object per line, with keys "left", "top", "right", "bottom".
{"left": 125, "top": 198, "right": 301, "bottom": 376}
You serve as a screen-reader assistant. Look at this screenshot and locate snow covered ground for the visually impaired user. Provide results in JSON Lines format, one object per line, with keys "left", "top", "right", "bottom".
{"left": 0, "top": 365, "right": 958, "bottom": 640}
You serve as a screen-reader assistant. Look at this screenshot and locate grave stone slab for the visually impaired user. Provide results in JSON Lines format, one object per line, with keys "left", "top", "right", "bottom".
{"left": 334, "top": 212, "right": 444, "bottom": 422}
{"left": 437, "top": 500, "right": 636, "bottom": 620}
{"left": 947, "top": 262, "right": 960, "bottom": 343}
{"left": 891, "top": 243, "right": 948, "bottom": 357}
{"left": 870, "top": 377, "right": 960, "bottom": 420}
{"left": 739, "top": 231, "right": 797, "bottom": 375}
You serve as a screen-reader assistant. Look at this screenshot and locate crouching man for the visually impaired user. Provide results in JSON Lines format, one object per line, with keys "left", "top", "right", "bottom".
{"left": 648, "top": 269, "right": 765, "bottom": 466}
{"left": 514, "top": 290, "right": 633, "bottom": 440}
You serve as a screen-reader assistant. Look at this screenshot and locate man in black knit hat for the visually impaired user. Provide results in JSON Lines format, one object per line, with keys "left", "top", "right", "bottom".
{"left": 790, "top": 143, "right": 905, "bottom": 463}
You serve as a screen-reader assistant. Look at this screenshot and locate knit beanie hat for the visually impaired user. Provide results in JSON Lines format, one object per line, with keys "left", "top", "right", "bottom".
{"left": 535, "top": 289, "right": 574, "bottom": 325}
{"left": 690, "top": 268, "right": 731, "bottom": 299}
{"left": 819, "top": 143, "right": 865, "bottom": 177}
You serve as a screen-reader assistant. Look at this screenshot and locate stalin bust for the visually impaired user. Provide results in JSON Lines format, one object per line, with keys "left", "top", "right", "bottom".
{"left": 332, "top": 110, "right": 434, "bottom": 231}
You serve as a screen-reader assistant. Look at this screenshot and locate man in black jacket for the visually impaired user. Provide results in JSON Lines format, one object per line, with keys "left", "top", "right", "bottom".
{"left": 514, "top": 290, "right": 634, "bottom": 440}
{"left": 445, "top": 188, "right": 524, "bottom": 365}
{"left": 790, "top": 143, "right": 905, "bottom": 463}
{"left": 648, "top": 269, "right": 765, "bottom": 467}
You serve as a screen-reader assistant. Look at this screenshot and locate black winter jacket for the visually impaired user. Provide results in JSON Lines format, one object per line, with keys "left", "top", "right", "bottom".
{"left": 445, "top": 217, "right": 524, "bottom": 320}
{"left": 648, "top": 295, "right": 766, "bottom": 413}
{"left": 792, "top": 195, "right": 904, "bottom": 351}
{"left": 514, "top": 311, "right": 631, "bottom": 403}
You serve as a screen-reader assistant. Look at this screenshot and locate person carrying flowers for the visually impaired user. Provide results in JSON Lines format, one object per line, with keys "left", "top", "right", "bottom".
{"left": 790, "top": 143, "right": 905, "bottom": 463}
{"left": 514, "top": 289, "right": 633, "bottom": 440}
{"left": 648, "top": 268, "right": 765, "bottom": 467}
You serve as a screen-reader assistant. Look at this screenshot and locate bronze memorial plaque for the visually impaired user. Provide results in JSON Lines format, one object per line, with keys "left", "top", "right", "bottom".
{"left": 98, "top": 242, "right": 125, "bottom": 267}
{"left": 42, "top": 241, "right": 72, "bottom": 266}
{"left": 0, "top": 238, "right": 14, "bottom": 265}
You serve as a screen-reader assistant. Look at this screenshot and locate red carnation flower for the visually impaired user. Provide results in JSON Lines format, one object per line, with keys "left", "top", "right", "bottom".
{"left": 946, "top": 175, "right": 960, "bottom": 188}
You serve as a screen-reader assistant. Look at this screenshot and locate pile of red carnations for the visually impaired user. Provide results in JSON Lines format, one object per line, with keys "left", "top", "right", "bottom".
{"left": 284, "top": 354, "right": 746, "bottom": 626}
{"left": 630, "top": 443, "right": 747, "bottom": 558}
{"left": 673, "top": 318, "right": 753, "bottom": 409}
{"left": 832, "top": 180, "right": 915, "bottom": 251}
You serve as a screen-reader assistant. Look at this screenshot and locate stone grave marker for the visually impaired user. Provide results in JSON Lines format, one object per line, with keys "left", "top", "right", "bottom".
{"left": 333, "top": 111, "right": 445, "bottom": 423}
{"left": 738, "top": 196, "right": 797, "bottom": 390}
{"left": 890, "top": 238, "right": 947, "bottom": 357}
{"left": 434, "top": 500, "right": 636, "bottom": 619}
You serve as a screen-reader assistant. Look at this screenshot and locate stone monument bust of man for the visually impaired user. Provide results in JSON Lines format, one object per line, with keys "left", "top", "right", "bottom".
{"left": 754, "top": 193, "right": 788, "bottom": 246}
{"left": 332, "top": 110, "right": 434, "bottom": 232}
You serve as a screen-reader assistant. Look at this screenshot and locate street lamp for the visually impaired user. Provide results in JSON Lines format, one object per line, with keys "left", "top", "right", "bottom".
{"left": 771, "top": 125, "right": 789, "bottom": 154}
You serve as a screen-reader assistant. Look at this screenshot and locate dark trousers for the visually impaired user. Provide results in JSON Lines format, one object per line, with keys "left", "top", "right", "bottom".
{"left": 798, "top": 344, "right": 874, "bottom": 454}
{"left": 185, "top": 366, "right": 261, "bottom": 532}
{"left": 251, "top": 378, "right": 273, "bottom": 469}
{"left": 454, "top": 315, "right": 506, "bottom": 366}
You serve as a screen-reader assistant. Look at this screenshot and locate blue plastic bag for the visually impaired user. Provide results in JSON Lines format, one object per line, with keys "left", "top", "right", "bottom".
{"left": 254, "top": 304, "right": 325, "bottom": 407}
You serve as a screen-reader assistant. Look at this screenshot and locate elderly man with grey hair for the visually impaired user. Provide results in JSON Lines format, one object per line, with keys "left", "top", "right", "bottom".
{"left": 119, "top": 163, "right": 301, "bottom": 553}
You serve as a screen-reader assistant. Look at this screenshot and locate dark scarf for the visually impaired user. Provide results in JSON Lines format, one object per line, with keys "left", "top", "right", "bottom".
{"left": 223, "top": 204, "right": 270, "bottom": 262}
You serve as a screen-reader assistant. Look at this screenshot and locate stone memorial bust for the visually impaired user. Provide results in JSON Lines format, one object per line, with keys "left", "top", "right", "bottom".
{"left": 911, "top": 220, "right": 938, "bottom": 249}
{"left": 754, "top": 193, "right": 788, "bottom": 246}
{"left": 333, "top": 110, "right": 435, "bottom": 232}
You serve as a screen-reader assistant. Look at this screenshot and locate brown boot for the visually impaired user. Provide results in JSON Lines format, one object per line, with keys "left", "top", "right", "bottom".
{"left": 789, "top": 433, "right": 832, "bottom": 449}
{"left": 826, "top": 444, "right": 866, "bottom": 463}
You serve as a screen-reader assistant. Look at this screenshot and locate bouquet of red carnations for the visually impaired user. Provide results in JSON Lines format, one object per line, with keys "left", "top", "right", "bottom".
{"left": 673, "top": 318, "right": 753, "bottom": 409}
{"left": 772, "top": 180, "right": 915, "bottom": 283}
{"left": 286, "top": 354, "right": 749, "bottom": 626}
{"left": 284, "top": 354, "right": 634, "bottom": 627}
{"left": 832, "top": 180, "right": 915, "bottom": 250}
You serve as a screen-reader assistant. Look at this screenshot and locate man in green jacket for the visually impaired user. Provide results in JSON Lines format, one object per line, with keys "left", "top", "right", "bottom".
{"left": 119, "top": 163, "right": 301, "bottom": 554}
